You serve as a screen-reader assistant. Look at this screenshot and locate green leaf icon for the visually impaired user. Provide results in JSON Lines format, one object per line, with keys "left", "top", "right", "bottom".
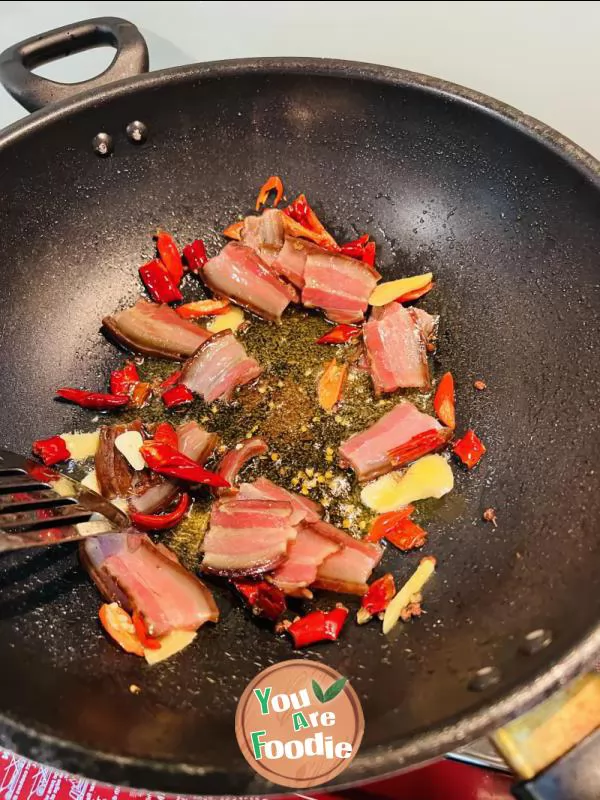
{"left": 323, "top": 677, "right": 348, "bottom": 702}
{"left": 312, "top": 679, "right": 325, "bottom": 703}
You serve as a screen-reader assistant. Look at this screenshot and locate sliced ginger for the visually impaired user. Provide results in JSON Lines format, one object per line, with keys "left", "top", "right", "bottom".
{"left": 369, "top": 272, "right": 433, "bottom": 307}
{"left": 360, "top": 454, "right": 454, "bottom": 512}
{"left": 207, "top": 305, "right": 245, "bottom": 333}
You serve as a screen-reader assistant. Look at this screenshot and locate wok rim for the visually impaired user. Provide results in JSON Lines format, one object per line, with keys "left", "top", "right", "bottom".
{"left": 0, "top": 56, "right": 598, "bottom": 792}
{"left": 1, "top": 56, "right": 599, "bottom": 179}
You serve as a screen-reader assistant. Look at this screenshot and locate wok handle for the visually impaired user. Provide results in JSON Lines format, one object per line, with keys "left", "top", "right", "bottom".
{"left": 512, "top": 729, "right": 600, "bottom": 800}
{"left": 492, "top": 673, "right": 600, "bottom": 799}
{"left": 0, "top": 17, "right": 149, "bottom": 112}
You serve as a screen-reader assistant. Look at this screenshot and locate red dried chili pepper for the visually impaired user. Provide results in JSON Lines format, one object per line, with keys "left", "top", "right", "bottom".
{"left": 132, "top": 611, "right": 161, "bottom": 649}
{"left": 283, "top": 194, "right": 338, "bottom": 250}
{"left": 396, "top": 280, "right": 434, "bottom": 303}
{"left": 255, "top": 176, "right": 284, "bottom": 211}
{"left": 128, "top": 382, "right": 151, "bottom": 409}
{"left": 233, "top": 580, "right": 287, "bottom": 621}
{"left": 433, "top": 371, "right": 456, "bottom": 430}
{"left": 162, "top": 384, "right": 194, "bottom": 409}
{"left": 363, "top": 574, "right": 396, "bottom": 615}
{"left": 339, "top": 234, "right": 377, "bottom": 269}
{"left": 483, "top": 507, "right": 498, "bottom": 527}
{"left": 223, "top": 220, "right": 244, "bottom": 240}
{"left": 183, "top": 239, "right": 208, "bottom": 272}
{"left": 155, "top": 231, "right": 183, "bottom": 284}
{"left": 153, "top": 421, "right": 178, "bottom": 449}
{"left": 139, "top": 259, "right": 183, "bottom": 304}
{"left": 140, "top": 442, "right": 229, "bottom": 488}
{"left": 129, "top": 492, "right": 191, "bottom": 532}
{"left": 176, "top": 299, "right": 230, "bottom": 319}
{"left": 453, "top": 429, "right": 486, "bottom": 469}
{"left": 159, "top": 370, "right": 182, "bottom": 392}
{"left": 362, "top": 241, "right": 376, "bottom": 268}
{"left": 32, "top": 435, "right": 70, "bottom": 466}
{"left": 109, "top": 361, "right": 139, "bottom": 395}
{"left": 366, "top": 506, "right": 416, "bottom": 542}
{"left": 315, "top": 324, "right": 361, "bottom": 345}
{"left": 339, "top": 234, "right": 369, "bottom": 259}
{"left": 317, "top": 359, "right": 347, "bottom": 412}
{"left": 388, "top": 427, "right": 452, "bottom": 467}
{"left": 99, "top": 603, "right": 144, "bottom": 656}
{"left": 286, "top": 605, "right": 349, "bottom": 648}
{"left": 357, "top": 573, "right": 396, "bottom": 624}
{"left": 56, "top": 388, "right": 130, "bottom": 410}
{"left": 283, "top": 193, "right": 310, "bottom": 225}
{"left": 385, "top": 517, "right": 428, "bottom": 551}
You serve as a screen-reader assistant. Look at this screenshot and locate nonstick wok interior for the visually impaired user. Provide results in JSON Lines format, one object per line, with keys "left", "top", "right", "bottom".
{"left": 0, "top": 64, "right": 598, "bottom": 793}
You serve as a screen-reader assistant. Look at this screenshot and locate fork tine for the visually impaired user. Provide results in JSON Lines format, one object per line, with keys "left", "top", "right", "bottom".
{"left": 0, "top": 490, "right": 73, "bottom": 513}
{"left": 0, "top": 524, "right": 111, "bottom": 553}
{"left": 0, "top": 448, "right": 129, "bottom": 552}
{"left": 0, "top": 504, "right": 93, "bottom": 532}
{"left": 0, "top": 475, "right": 50, "bottom": 494}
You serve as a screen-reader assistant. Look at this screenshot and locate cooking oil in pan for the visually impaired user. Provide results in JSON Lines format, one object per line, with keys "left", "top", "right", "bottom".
{"left": 100, "top": 308, "right": 435, "bottom": 569}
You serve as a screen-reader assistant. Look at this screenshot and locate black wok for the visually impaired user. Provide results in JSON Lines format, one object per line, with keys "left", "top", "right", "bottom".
{"left": 0, "top": 17, "right": 598, "bottom": 797}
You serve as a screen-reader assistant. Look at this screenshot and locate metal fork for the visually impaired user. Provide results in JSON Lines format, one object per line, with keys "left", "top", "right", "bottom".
{"left": 0, "top": 449, "right": 129, "bottom": 553}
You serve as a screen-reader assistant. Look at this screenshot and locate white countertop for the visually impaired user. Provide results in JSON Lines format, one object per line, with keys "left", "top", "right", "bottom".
{"left": 0, "top": 0, "right": 599, "bottom": 158}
